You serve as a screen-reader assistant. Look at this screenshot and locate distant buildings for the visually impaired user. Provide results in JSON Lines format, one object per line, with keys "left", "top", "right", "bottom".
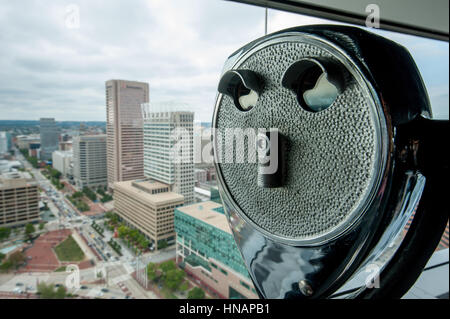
{"left": 193, "top": 124, "right": 213, "bottom": 168}
{"left": 114, "top": 179, "right": 184, "bottom": 248}
{"left": 0, "top": 132, "right": 12, "bottom": 155}
{"left": 39, "top": 118, "right": 59, "bottom": 161}
{"left": 15, "top": 134, "right": 40, "bottom": 151}
{"left": 0, "top": 171, "right": 40, "bottom": 227}
{"left": 174, "top": 200, "right": 258, "bottom": 299}
{"left": 194, "top": 168, "right": 207, "bottom": 185}
{"left": 142, "top": 107, "right": 195, "bottom": 204}
{"left": 28, "top": 142, "right": 41, "bottom": 158}
{"left": 105, "top": 79, "right": 149, "bottom": 189}
{"left": 52, "top": 150, "right": 73, "bottom": 177}
{"left": 0, "top": 160, "right": 23, "bottom": 174}
{"left": 73, "top": 134, "right": 107, "bottom": 189}
{"left": 193, "top": 124, "right": 216, "bottom": 185}
{"left": 59, "top": 141, "right": 72, "bottom": 151}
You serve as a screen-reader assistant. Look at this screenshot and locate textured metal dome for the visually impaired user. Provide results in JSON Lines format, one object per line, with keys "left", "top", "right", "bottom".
{"left": 214, "top": 35, "right": 386, "bottom": 244}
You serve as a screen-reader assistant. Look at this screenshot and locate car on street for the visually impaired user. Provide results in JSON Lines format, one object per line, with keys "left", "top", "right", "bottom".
{"left": 13, "top": 287, "right": 23, "bottom": 294}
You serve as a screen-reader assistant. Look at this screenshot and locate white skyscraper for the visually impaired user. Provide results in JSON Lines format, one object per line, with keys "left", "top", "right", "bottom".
{"left": 0, "top": 132, "right": 9, "bottom": 155}
{"left": 142, "top": 104, "right": 194, "bottom": 204}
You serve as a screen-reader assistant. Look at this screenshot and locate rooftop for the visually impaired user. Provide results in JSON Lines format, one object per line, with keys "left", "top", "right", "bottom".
{"left": 131, "top": 180, "right": 169, "bottom": 191}
{"left": 114, "top": 179, "right": 184, "bottom": 205}
{"left": 176, "top": 200, "right": 231, "bottom": 234}
{"left": 0, "top": 171, "right": 36, "bottom": 189}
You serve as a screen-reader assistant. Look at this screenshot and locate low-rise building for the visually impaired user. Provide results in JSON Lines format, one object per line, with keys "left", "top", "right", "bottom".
{"left": 114, "top": 179, "right": 184, "bottom": 248}
{"left": 174, "top": 200, "right": 258, "bottom": 299}
{"left": 0, "top": 160, "right": 23, "bottom": 174}
{"left": 15, "top": 135, "right": 40, "bottom": 150}
{"left": 28, "top": 142, "right": 41, "bottom": 159}
{"left": 59, "top": 141, "right": 72, "bottom": 151}
{"left": 0, "top": 171, "right": 40, "bottom": 227}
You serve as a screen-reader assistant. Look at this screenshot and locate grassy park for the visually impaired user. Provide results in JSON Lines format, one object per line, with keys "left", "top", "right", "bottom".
{"left": 54, "top": 235, "right": 85, "bottom": 262}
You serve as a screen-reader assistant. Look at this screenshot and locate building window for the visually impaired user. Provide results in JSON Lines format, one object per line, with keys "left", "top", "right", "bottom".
{"left": 240, "top": 280, "right": 250, "bottom": 290}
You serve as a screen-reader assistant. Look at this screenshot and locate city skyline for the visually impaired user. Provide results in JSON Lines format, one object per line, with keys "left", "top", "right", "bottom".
{"left": 1, "top": 1, "right": 447, "bottom": 123}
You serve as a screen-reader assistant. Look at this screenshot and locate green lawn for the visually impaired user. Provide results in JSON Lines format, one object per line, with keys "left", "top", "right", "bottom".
{"left": 54, "top": 235, "right": 85, "bottom": 262}
{"left": 54, "top": 266, "right": 66, "bottom": 272}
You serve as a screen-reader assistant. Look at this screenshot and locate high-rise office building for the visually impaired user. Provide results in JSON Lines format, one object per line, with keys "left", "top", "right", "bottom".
{"left": 39, "top": 118, "right": 59, "bottom": 161}
{"left": 142, "top": 106, "right": 195, "bottom": 204}
{"left": 73, "top": 135, "right": 107, "bottom": 189}
{"left": 0, "top": 171, "right": 40, "bottom": 227}
{"left": 0, "top": 132, "right": 10, "bottom": 155}
{"left": 114, "top": 179, "right": 184, "bottom": 248}
{"left": 105, "top": 79, "right": 149, "bottom": 189}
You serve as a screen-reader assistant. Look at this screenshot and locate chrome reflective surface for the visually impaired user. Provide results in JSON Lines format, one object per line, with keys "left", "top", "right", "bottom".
{"left": 212, "top": 26, "right": 433, "bottom": 298}
{"left": 333, "top": 172, "right": 426, "bottom": 298}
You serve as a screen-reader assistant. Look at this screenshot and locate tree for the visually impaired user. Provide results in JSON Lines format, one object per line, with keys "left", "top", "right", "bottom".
{"left": 0, "top": 253, "right": 5, "bottom": 262}
{"left": 158, "top": 239, "right": 168, "bottom": 250}
{"left": 101, "top": 194, "right": 113, "bottom": 203}
{"left": 72, "top": 191, "right": 83, "bottom": 198}
{"left": 37, "top": 282, "right": 66, "bottom": 299}
{"left": 179, "top": 281, "right": 189, "bottom": 292}
{"left": 25, "top": 223, "right": 35, "bottom": 238}
{"left": 147, "top": 262, "right": 158, "bottom": 281}
{"left": 138, "top": 236, "right": 149, "bottom": 250}
{"left": 129, "top": 229, "right": 139, "bottom": 242}
{"left": 0, "top": 251, "right": 26, "bottom": 272}
{"left": 82, "top": 187, "right": 97, "bottom": 201}
{"left": 49, "top": 168, "right": 61, "bottom": 179}
{"left": 110, "top": 213, "right": 119, "bottom": 225}
{"left": 159, "top": 260, "right": 176, "bottom": 274}
{"left": 97, "top": 187, "right": 105, "bottom": 196}
{"left": 55, "top": 286, "right": 66, "bottom": 299}
{"left": 117, "top": 225, "right": 129, "bottom": 238}
{"left": 39, "top": 223, "right": 45, "bottom": 230}
{"left": 164, "top": 269, "right": 185, "bottom": 291}
{"left": 0, "top": 227, "right": 11, "bottom": 241}
{"left": 188, "top": 287, "right": 205, "bottom": 299}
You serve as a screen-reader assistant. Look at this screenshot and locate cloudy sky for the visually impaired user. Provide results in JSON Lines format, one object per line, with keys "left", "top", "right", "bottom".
{"left": 0, "top": 0, "right": 448, "bottom": 122}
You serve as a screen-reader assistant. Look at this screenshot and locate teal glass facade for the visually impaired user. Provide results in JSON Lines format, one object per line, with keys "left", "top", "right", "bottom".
{"left": 174, "top": 206, "right": 249, "bottom": 278}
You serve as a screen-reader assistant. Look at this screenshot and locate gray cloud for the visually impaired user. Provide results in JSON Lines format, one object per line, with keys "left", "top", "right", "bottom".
{"left": 0, "top": 1, "right": 447, "bottom": 122}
